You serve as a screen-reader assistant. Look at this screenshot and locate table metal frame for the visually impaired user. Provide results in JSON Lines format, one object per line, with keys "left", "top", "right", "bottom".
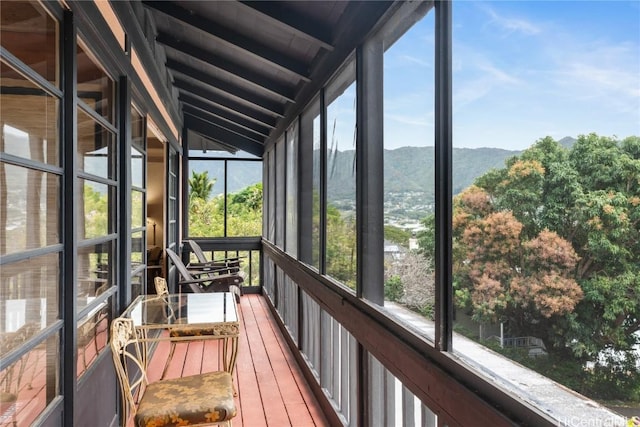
{"left": 121, "top": 292, "right": 239, "bottom": 375}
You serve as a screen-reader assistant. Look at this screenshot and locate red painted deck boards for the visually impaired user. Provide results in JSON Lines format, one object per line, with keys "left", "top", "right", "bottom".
{"left": 146, "top": 293, "right": 329, "bottom": 427}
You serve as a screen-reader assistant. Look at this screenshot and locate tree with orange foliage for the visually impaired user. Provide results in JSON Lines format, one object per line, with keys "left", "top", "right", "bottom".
{"left": 453, "top": 186, "right": 583, "bottom": 348}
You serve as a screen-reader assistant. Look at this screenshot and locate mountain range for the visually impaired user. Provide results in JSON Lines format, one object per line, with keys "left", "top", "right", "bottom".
{"left": 328, "top": 137, "right": 577, "bottom": 202}
{"left": 195, "top": 137, "right": 577, "bottom": 217}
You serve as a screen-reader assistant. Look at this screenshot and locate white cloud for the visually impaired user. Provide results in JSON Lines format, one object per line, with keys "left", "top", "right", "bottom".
{"left": 398, "top": 54, "right": 431, "bottom": 68}
{"left": 386, "top": 113, "right": 431, "bottom": 127}
{"left": 482, "top": 4, "right": 542, "bottom": 36}
{"left": 453, "top": 51, "right": 523, "bottom": 110}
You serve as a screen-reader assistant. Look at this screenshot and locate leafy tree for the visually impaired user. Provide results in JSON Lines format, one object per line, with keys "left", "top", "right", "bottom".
{"left": 83, "top": 183, "right": 108, "bottom": 239}
{"left": 449, "top": 134, "right": 640, "bottom": 373}
{"left": 384, "top": 276, "right": 403, "bottom": 302}
{"left": 227, "top": 183, "right": 262, "bottom": 213}
{"left": 326, "top": 204, "right": 356, "bottom": 288}
{"left": 189, "top": 181, "right": 262, "bottom": 238}
{"left": 452, "top": 187, "right": 583, "bottom": 346}
{"left": 417, "top": 213, "right": 435, "bottom": 261}
{"left": 188, "top": 170, "right": 215, "bottom": 201}
{"left": 384, "top": 225, "right": 411, "bottom": 247}
{"left": 226, "top": 183, "right": 263, "bottom": 237}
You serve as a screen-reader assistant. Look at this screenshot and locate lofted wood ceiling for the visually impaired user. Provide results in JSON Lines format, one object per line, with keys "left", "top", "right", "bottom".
{"left": 142, "top": 1, "right": 395, "bottom": 157}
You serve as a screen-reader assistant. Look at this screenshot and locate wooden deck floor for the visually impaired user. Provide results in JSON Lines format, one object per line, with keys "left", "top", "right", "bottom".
{"left": 146, "top": 293, "right": 329, "bottom": 427}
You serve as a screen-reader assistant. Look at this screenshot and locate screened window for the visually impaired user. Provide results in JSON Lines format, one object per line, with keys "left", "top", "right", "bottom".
{"left": 325, "top": 60, "right": 357, "bottom": 290}
{"left": 285, "top": 121, "right": 299, "bottom": 257}
{"left": 300, "top": 97, "right": 321, "bottom": 270}
{"left": 275, "top": 137, "right": 285, "bottom": 248}
{"left": 187, "top": 151, "right": 262, "bottom": 238}
{"left": 382, "top": 11, "right": 436, "bottom": 325}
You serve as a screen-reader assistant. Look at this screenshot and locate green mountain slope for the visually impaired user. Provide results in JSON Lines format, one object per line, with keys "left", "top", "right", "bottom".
{"left": 325, "top": 146, "right": 522, "bottom": 202}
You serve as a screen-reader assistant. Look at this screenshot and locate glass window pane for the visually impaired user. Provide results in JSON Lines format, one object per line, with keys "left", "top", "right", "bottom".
{"left": 78, "top": 180, "right": 114, "bottom": 239}
{"left": 0, "top": 253, "right": 60, "bottom": 335}
{"left": 325, "top": 62, "right": 357, "bottom": 290}
{"left": 131, "top": 146, "right": 144, "bottom": 189}
{"left": 275, "top": 139, "right": 285, "bottom": 247}
{"left": 131, "top": 107, "right": 145, "bottom": 150}
{"left": 268, "top": 150, "right": 276, "bottom": 242}
{"left": 226, "top": 161, "right": 262, "bottom": 237}
{"left": 262, "top": 152, "right": 269, "bottom": 239}
{"left": 77, "top": 241, "right": 113, "bottom": 309}
{"left": 131, "top": 189, "right": 143, "bottom": 229}
{"left": 78, "top": 109, "right": 115, "bottom": 179}
{"left": 77, "top": 297, "right": 111, "bottom": 378}
{"left": 188, "top": 160, "right": 225, "bottom": 237}
{"left": 132, "top": 270, "right": 143, "bottom": 300}
{"left": 0, "top": 164, "right": 59, "bottom": 256}
{"left": 77, "top": 42, "right": 113, "bottom": 123}
{"left": 131, "top": 230, "right": 143, "bottom": 266}
{"left": 0, "top": 333, "right": 60, "bottom": 426}
{"left": 286, "top": 122, "right": 299, "bottom": 257}
{"left": 0, "top": 1, "right": 58, "bottom": 86}
{"left": 1, "top": 62, "right": 60, "bottom": 166}
{"left": 301, "top": 98, "right": 321, "bottom": 270}
{"left": 382, "top": 12, "right": 436, "bottom": 323}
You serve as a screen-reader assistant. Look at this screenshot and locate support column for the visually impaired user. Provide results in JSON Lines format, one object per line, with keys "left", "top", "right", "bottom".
{"left": 356, "top": 40, "right": 384, "bottom": 304}
{"left": 434, "top": 0, "right": 453, "bottom": 352}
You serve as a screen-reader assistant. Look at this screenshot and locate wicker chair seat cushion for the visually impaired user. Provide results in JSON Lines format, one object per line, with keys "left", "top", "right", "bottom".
{"left": 135, "top": 371, "right": 236, "bottom": 427}
{"left": 168, "top": 323, "right": 239, "bottom": 338}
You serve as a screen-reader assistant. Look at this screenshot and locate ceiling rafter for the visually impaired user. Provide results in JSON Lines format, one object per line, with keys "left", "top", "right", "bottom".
{"left": 143, "top": 1, "right": 311, "bottom": 82}
{"left": 167, "top": 58, "right": 285, "bottom": 118}
{"left": 179, "top": 93, "right": 271, "bottom": 137}
{"left": 156, "top": 32, "right": 296, "bottom": 103}
{"left": 183, "top": 107, "right": 267, "bottom": 143}
{"left": 185, "top": 115, "right": 264, "bottom": 157}
{"left": 175, "top": 79, "right": 277, "bottom": 129}
{"left": 236, "top": 1, "right": 334, "bottom": 51}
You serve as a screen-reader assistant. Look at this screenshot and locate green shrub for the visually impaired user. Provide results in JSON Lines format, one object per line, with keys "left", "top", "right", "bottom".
{"left": 384, "top": 275, "right": 403, "bottom": 302}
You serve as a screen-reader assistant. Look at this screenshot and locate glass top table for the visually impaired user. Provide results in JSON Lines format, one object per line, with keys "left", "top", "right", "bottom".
{"left": 121, "top": 292, "right": 239, "bottom": 374}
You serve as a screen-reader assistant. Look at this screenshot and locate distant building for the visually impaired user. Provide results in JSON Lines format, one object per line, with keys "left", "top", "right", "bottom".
{"left": 384, "top": 240, "right": 407, "bottom": 261}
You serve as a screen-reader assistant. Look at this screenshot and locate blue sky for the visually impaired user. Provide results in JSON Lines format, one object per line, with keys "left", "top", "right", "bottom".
{"left": 383, "top": 1, "right": 640, "bottom": 150}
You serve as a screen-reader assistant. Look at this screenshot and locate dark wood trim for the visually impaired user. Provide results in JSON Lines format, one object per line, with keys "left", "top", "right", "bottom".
{"left": 223, "top": 159, "right": 229, "bottom": 236}
{"left": 117, "top": 76, "right": 132, "bottom": 310}
{"left": 185, "top": 237, "right": 262, "bottom": 252}
{"left": 61, "top": 10, "right": 78, "bottom": 426}
{"left": 319, "top": 89, "right": 327, "bottom": 274}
